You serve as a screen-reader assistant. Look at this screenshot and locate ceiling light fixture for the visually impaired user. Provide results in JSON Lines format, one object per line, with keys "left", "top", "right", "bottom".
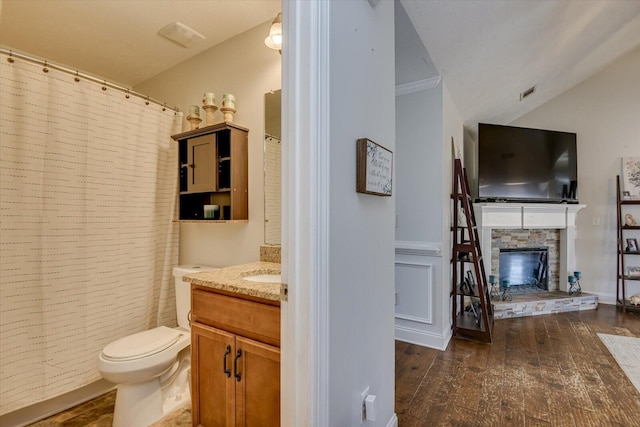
{"left": 264, "top": 13, "right": 282, "bottom": 52}
{"left": 158, "top": 22, "right": 206, "bottom": 49}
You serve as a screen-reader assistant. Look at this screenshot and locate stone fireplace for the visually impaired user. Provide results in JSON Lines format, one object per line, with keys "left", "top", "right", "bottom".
{"left": 474, "top": 203, "right": 585, "bottom": 293}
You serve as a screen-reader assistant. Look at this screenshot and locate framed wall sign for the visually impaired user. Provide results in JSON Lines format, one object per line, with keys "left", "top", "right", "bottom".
{"left": 356, "top": 138, "right": 393, "bottom": 196}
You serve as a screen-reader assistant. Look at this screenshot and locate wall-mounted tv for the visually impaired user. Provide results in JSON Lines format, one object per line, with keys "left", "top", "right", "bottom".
{"left": 477, "top": 123, "right": 578, "bottom": 203}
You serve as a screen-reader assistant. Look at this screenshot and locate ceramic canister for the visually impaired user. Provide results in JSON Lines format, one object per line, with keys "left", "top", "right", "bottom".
{"left": 189, "top": 105, "right": 200, "bottom": 118}
{"left": 222, "top": 94, "right": 236, "bottom": 109}
{"left": 202, "top": 92, "right": 215, "bottom": 106}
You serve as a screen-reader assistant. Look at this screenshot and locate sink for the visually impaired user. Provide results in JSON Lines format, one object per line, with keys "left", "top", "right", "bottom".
{"left": 242, "top": 274, "right": 281, "bottom": 283}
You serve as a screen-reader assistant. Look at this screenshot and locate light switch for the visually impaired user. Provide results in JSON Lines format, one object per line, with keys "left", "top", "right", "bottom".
{"left": 365, "top": 395, "right": 376, "bottom": 421}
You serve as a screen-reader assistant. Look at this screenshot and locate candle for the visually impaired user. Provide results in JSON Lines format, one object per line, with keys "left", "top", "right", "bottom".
{"left": 489, "top": 275, "right": 496, "bottom": 284}
{"left": 574, "top": 271, "right": 581, "bottom": 280}
{"left": 202, "top": 92, "right": 216, "bottom": 106}
{"left": 222, "top": 93, "right": 236, "bottom": 109}
{"left": 568, "top": 275, "right": 576, "bottom": 283}
{"left": 189, "top": 105, "right": 200, "bottom": 118}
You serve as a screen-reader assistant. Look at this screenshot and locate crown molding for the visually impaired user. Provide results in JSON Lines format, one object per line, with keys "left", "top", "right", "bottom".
{"left": 395, "top": 76, "right": 442, "bottom": 96}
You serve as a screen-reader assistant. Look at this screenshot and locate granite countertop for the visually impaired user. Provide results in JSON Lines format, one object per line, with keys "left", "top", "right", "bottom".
{"left": 184, "top": 261, "right": 281, "bottom": 302}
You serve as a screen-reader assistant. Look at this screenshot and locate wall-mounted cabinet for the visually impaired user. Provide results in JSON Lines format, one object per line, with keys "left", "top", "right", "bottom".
{"left": 172, "top": 123, "right": 249, "bottom": 222}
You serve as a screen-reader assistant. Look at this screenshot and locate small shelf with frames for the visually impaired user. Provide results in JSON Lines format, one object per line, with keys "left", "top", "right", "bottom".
{"left": 616, "top": 175, "right": 640, "bottom": 312}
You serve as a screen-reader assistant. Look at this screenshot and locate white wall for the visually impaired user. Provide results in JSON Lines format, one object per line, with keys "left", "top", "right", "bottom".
{"left": 326, "top": 1, "right": 396, "bottom": 425}
{"left": 135, "top": 21, "right": 281, "bottom": 266}
{"left": 395, "top": 83, "right": 446, "bottom": 349}
{"left": 394, "top": 79, "right": 464, "bottom": 351}
{"left": 509, "top": 47, "right": 640, "bottom": 302}
{"left": 395, "top": 87, "right": 443, "bottom": 242}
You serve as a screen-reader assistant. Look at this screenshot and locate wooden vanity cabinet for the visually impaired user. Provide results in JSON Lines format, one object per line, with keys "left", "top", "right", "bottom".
{"left": 191, "top": 288, "right": 280, "bottom": 427}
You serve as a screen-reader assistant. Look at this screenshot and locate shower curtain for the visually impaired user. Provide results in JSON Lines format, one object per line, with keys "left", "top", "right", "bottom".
{"left": 0, "top": 53, "right": 180, "bottom": 415}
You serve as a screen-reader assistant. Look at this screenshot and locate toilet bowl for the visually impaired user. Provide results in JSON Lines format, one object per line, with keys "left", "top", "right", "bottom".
{"left": 97, "top": 265, "right": 216, "bottom": 427}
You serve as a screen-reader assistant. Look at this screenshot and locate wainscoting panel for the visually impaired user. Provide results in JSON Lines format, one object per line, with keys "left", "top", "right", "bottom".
{"left": 394, "top": 241, "right": 450, "bottom": 350}
{"left": 395, "top": 262, "right": 432, "bottom": 324}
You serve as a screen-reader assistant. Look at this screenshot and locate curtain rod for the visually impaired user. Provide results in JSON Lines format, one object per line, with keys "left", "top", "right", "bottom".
{"left": 0, "top": 48, "right": 180, "bottom": 113}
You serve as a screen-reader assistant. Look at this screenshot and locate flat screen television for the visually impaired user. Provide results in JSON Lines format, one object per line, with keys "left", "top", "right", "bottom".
{"left": 477, "top": 123, "right": 578, "bottom": 203}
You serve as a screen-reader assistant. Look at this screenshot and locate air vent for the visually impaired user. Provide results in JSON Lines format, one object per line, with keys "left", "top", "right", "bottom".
{"left": 158, "top": 22, "right": 205, "bottom": 48}
{"left": 520, "top": 86, "right": 536, "bottom": 101}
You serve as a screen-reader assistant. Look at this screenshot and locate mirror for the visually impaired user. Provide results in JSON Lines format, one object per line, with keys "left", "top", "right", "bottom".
{"left": 264, "top": 90, "right": 281, "bottom": 244}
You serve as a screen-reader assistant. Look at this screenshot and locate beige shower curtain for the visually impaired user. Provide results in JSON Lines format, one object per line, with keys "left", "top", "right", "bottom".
{"left": 0, "top": 53, "right": 180, "bottom": 415}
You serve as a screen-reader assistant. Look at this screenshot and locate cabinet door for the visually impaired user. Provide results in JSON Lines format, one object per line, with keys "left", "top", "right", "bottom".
{"left": 187, "top": 134, "right": 216, "bottom": 192}
{"left": 234, "top": 337, "right": 280, "bottom": 427}
{"left": 192, "top": 323, "right": 236, "bottom": 427}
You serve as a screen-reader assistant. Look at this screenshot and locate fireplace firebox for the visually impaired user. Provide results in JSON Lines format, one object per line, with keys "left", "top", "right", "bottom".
{"left": 499, "top": 247, "right": 548, "bottom": 293}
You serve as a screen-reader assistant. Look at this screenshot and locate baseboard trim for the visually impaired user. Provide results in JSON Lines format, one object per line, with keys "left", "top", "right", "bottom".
{"left": 395, "top": 325, "right": 451, "bottom": 351}
{"left": 591, "top": 292, "right": 616, "bottom": 305}
{"left": 386, "top": 413, "right": 399, "bottom": 427}
{"left": 0, "top": 379, "right": 115, "bottom": 427}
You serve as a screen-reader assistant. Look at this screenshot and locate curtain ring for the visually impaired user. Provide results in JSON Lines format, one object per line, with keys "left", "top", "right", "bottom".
{"left": 125, "top": 89, "right": 130, "bottom": 99}
{"left": 74, "top": 71, "right": 80, "bottom": 82}
{"left": 43, "top": 61, "right": 49, "bottom": 73}
{"left": 7, "top": 51, "right": 14, "bottom": 63}
{"left": 102, "top": 80, "right": 107, "bottom": 91}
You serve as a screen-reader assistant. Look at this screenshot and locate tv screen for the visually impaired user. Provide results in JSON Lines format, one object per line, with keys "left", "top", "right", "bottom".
{"left": 478, "top": 123, "right": 578, "bottom": 202}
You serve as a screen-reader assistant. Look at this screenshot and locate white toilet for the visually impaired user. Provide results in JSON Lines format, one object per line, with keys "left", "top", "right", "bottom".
{"left": 98, "top": 265, "right": 216, "bottom": 427}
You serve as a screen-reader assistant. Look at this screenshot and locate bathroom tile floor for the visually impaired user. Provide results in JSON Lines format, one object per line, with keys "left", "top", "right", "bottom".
{"left": 26, "top": 390, "right": 191, "bottom": 427}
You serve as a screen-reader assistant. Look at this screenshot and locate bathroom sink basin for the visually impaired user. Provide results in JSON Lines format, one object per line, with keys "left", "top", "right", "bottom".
{"left": 242, "top": 274, "right": 281, "bottom": 283}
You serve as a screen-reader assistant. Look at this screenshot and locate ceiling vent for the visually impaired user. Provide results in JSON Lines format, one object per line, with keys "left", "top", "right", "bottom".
{"left": 158, "top": 22, "right": 205, "bottom": 48}
{"left": 520, "top": 86, "right": 536, "bottom": 101}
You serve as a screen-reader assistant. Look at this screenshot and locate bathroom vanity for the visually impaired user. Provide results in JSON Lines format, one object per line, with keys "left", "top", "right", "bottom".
{"left": 186, "top": 262, "right": 281, "bottom": 427}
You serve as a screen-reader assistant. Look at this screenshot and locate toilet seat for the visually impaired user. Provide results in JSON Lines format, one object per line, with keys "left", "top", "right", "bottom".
{"left": 102, "top": 326, "right": 183, "bottom": 362}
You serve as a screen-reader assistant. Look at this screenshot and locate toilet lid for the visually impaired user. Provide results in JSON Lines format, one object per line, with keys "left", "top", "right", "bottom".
{"left": 102, "top": 326, "right": 183, "bottom": 361}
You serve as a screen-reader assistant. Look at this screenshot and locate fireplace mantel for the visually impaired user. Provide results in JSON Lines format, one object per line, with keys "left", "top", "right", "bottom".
{"left": 474, "top": 203, "right": 586, "bottom": 292}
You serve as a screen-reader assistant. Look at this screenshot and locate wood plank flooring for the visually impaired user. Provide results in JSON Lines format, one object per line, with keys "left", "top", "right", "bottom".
{"left": 396, "top": 305, "right": 640, "bottom": 427}
{"left": 27, "top": 305, "right": 640, "bottom": 426}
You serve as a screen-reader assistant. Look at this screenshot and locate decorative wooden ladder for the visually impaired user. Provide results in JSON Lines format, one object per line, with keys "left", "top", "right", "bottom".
{"left": 451, "top": 158, "right": 494, "bottom": 343}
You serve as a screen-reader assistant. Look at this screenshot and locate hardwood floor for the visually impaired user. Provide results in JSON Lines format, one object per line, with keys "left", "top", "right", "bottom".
{"left": 396, "top": 305, "right": 640, "bottom": 427}
{"left": 26, "top": 305, "right": 640, "bottom": 426}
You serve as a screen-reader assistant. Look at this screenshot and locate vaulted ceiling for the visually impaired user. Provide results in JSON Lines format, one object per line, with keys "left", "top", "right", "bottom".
{"left": 1, "top": 0, "right": 639, "bottom": 134}
{"left": 400, "top": 0, "right": 640, "bottom": 134}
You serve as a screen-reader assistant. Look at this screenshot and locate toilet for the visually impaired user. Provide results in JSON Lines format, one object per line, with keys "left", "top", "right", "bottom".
{"left": 98, "top": 265, "right": 216, "bottom": 427}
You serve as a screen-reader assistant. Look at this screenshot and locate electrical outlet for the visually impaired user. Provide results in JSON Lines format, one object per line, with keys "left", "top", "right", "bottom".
{"left": 360, "top": 387, "right": 370, "bottom": 424}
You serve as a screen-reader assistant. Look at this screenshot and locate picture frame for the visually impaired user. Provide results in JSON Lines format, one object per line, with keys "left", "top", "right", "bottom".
{"left": 627, "top": 266, "right": 640, "bottom": 278}
{"left": 466, "top": 270, "right": 476, "bottom": 287}
{"left": 356, "top": 138, "right": 393, "bottom": 196}
{"left": 625, "top": 213, "right": 638, "bottom": 226}
{"left": 623, "top": 191, "right": 631, "bottom": 200}
{"left": 622, "top": 157, "right": 640, "bottom": 197}
{"left": 627, "top": 238, "right": 639, "bottom": 253}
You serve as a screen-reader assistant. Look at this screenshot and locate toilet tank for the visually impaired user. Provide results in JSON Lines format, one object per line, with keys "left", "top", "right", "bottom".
{"left": 173, "top": 265, "right": 217, "bottom": 331}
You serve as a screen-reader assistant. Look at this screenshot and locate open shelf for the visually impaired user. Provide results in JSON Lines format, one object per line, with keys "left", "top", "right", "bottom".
{"left": 451, "top": 159, "right": 493, "bottom": 343}
{"left": 616, "top": 175, "right": 640, "bottom": 312}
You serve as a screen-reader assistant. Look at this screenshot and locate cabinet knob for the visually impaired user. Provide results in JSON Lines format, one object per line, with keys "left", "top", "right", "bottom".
{"left": 189, "top": 163, "right": 195, "bottom": 168}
